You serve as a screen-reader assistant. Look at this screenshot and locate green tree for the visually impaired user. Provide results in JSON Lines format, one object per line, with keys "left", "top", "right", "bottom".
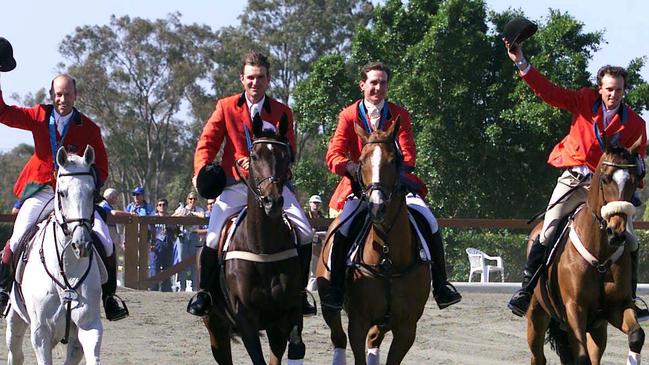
{"left": 0, "top": 144, "right": 34, "bottom": 212}
{"left": 58, "top": 13, "right": 219, "bottom": 202}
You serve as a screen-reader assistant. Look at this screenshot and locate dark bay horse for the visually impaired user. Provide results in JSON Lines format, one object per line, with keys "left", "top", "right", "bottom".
{"left": 316, "top": 118, "right": 431, "bottom": 365}
{"left": 527, "top": 137, "right": 645, "bottom": 364}
{"left": 203, "top": 116, "right": 304, "bottom": 365}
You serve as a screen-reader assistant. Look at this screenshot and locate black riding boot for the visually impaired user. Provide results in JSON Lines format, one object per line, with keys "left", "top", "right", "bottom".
{"left": 631, "top": 250, "right": 649, "bottom": 321}
{"left": 298, "top": 244, "right": 317, "bottom": 316}
{"left": 321, "top": 232, "right": 350, "bottom": 311}
{"left": 508, "top": 239, "right": 547, "bottom": 317}
{"left": 428, "top": 230, "right": 462, "bottom": 309}
{"left": 187, "top": 246, "right": 219, "bottom": 316}
{"left": 101, "top": 250, "right": 129, "bottom": 321}
{"left": 0, "top": 249, "right": 13, "bottom": 317}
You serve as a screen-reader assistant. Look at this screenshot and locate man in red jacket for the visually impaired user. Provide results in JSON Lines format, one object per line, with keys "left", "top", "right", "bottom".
{"left": 322, "top": 61, "right": 461, "bottom": 311}
{"left": 0, "top": 74, "right": 128, "bottom": 321}
{"left": 504, "top": 40, "right": 648, "bottom": 318}
{"left": 187, "top": 52, "right": 316, "bottom": 317}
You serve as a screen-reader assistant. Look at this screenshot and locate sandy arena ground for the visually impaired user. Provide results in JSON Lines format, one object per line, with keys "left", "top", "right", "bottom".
{"left": 0, "top": 288, "right": 638, "bottom": 364}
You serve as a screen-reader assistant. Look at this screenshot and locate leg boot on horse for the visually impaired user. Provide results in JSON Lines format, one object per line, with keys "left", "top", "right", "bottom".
{"left": 631, "top": 250, "right": 649, "bottom": 322}
{"left": 298, "top": 243, "right": 317, "bottom": 316}
{"left": 321, "top": 231, "right": 351, "bottom": 312}
{"left": 0, "top": 244, "right": 13, "bottom": 317}
{"left": 428, "top": 230, "right": 461, "bottom": 309}
{"left": 188, "top": 245, "right": 219, "bottom": 316}
{"left": 508, "top": 238, "right": 547, "bottom": 317}
{"left": 101, "top": 250, "right": 129, "bottom": 321}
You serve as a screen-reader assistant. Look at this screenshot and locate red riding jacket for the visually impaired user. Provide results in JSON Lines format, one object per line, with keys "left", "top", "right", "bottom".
{"left": 326, "top": 100, "right": 427, "bottom": 211}
{"left": 0, "top": 91, "right": 109, "bottom": 200}
{"left": 194, "top": 93, "right": 296, "bottom": 179}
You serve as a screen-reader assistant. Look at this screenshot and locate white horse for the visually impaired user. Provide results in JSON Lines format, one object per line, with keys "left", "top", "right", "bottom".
{"left": 6, "top": 146, "right": 106, "bottom": 365}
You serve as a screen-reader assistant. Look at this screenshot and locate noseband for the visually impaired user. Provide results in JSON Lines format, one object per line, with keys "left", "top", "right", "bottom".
{"left": 236, "top": 138, "right": 292, "bottom": 208}
{"left": 591, "top": 160, "right": 638, "bottom": 229}
{"left": 56, "top": 170, "right": 96, "bottom": 237}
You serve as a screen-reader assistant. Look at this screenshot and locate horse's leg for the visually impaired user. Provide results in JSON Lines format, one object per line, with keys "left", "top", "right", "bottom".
{"left": 203, "top": 313, "right": 233, "bottom": 365}
{"left": 6, "top": 309, "right": 28, "bottom": 365}
{"left": 266, "top": 324, "right": 290, "bottom": 365}
{"left": 385, "top": 320, "right": 418, "bottom": 365}
{"left": 366, "top": 325, "right": 385, "bottom": 365}
{"left": 527, "top": 297, "right": 550, "bottom": 365}
{"left": 63, "top": 324, "right": 84, "bottom": 365}
{"left": 75, "top": 316, "right": 103, "bottom": 365}
{"left": 564, "top": 303, "right": 591, "bottom": 364}
{"left": 586, "top": 324, "right": 607, "bottom": 365}
{"left": 287, "top": 315, "right": 305, "bottom": 365}
{"left": 348, "top": 315, "right": 371, "bottom": 365}
{"left": 30, "top": 320, "right": 55, "bottom": 365}
{"left": 608, "top": 307, "right": 644, "bottom": 365}
{"left": 235, "top": 308, "right": 267, "bottom": 365}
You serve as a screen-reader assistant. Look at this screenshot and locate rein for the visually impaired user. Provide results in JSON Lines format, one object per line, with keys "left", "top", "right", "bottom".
{"left": 56, "top": 171, "right": 96, "bottom": 236}
{"left": 355, "top": 139, "right": 401, "bottom": 202}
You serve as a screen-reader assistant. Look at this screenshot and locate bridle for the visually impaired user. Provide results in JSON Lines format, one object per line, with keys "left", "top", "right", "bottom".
{"left": 236, "top": 138, "right": 292, "bottom": 208}
{"left": 590, "top": 160, "right": 639, "bottom": 228}
{"left": 356, "top": 138, "right": 402, "bottom": 203}
{"left": 55, "top": 170, "right": 96, "bottom": 238}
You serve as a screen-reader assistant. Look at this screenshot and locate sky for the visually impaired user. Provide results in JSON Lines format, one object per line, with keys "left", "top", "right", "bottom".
{"left": 0, "top": 0, "right": 648, "bottom": 152}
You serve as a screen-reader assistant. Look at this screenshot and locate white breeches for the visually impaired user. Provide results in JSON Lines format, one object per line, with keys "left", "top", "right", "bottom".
{"left": 337, "top": 192, "right": 439, "bottom": 236}
{"left": 205, "top": 183, "right": 314, "bottom": 249}
{"left": 9, "top": 187, "right": 114, "bottom": 256}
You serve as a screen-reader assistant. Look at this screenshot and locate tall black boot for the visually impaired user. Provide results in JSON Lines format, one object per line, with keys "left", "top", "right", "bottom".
{"left": 321, "top": 232, "right": 350, "bottom": 311}
{"left": 507, "top": 238, "right": 547, "bottom": 317}
{"left": 0, "top": 248, "right": 13, "bottom": 317}
{"left": 428, "top": 230, "right": 462, "bottom": 309}
{"left": 101, "top": 250, "right": 129, "bottom": 321}
{"left": 187, "top": 246, "right": 219, "bottom": 316}
{"left": 631, "top": 250, "right": 649, "bottom": 321}
{"left": 298, "top": 244, "right": 317, "bottom": 316}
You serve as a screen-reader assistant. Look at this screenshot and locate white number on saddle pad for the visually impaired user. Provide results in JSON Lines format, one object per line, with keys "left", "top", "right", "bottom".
{"left": 62, "top": 289, "right": 78, "bottom": 302}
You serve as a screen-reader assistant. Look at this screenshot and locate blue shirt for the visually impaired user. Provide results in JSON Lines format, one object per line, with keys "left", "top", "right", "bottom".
{"left": 126, "top": 201, "right": 154, "bottom": 216}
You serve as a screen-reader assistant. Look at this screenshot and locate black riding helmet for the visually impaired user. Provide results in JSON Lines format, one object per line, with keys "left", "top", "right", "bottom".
{"left": 196, "top": 163, "right": 226, "bottom": 199}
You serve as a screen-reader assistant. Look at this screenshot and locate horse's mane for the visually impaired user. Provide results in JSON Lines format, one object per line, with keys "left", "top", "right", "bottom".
{"left": 366, "top": 129, "right": 393, "bottom": 144}
{"left": 253, "top": 130, "right": 287, "bottom": 143}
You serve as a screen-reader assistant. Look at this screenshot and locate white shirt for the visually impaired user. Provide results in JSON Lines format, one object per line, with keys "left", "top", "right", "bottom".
{"left": 53, "top": 109, "right": 73, "bottom": 136}
{"left": 364, "top": 99, "right": 385, "bottom": 131}
{"left": 245, "top": 94, "right": 276, "bottom": 132}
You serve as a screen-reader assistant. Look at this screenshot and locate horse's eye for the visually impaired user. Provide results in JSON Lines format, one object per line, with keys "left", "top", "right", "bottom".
{"left": 59, "top": 190, "right": 67, "bottom": 198}
{"left": 601, "top": 174, "right": 612, "bottom": 184}
{"left": 250, "top": 153, "right": 258, "bottom": 161}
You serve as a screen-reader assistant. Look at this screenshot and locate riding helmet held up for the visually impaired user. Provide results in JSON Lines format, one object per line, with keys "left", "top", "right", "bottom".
{"left": 196, "top": 163, "right": 226, "bottom": 199}
{"left": 502, "top": 17, "right": 538, "bottom": 51}
{"left": 0, "top": 37, "right": 16, "bottom": 72}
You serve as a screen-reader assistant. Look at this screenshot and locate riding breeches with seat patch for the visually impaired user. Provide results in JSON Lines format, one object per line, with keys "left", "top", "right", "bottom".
{"left": 9, "top": 186, "right": 114, "bottom": 256}
{"left": 204, "top": 183, "right": 314, "bottom": 249}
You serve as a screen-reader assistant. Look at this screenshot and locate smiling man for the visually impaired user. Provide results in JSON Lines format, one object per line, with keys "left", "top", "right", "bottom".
{"left": 322, "top": 61, "right": 461, "bottom": 311}
{"left": 503, "top": 39, "right": 648, "bottom": 319}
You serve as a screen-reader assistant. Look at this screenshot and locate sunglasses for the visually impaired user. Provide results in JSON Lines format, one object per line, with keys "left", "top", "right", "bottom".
{"left": 157, "top": 203, "right": 167, "bottom": 206}
{"left": 187, "top": 197, "right": 196, "bottom": 200}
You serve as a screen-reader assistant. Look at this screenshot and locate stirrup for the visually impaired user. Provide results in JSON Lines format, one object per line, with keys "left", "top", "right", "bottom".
{"left": 187, "top": 290, "right": 213, "bottom": 316}
{"left": 634, "top": 297, "right": 649, "bottom": 322}
{"left": 104, "top": 295, "right": 129, "bottom": 321}
{"left": 302, "top": 290, "right": 317, "bottom": 317}
{"left": 508, "top": 289, "right": 531, "bottom": 317}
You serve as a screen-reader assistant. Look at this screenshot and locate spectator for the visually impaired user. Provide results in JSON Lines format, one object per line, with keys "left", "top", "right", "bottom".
{"left": 149, "top": 198, "right": 176, "bottom": 292}
{"left": 306, "top": 194, "right": 325, "bottom": 219}
{"left": 125, "top": 186, "right": 154, "bottom": 216}
{"left": 172, "top": 191, "right": 205, "bottom": 291}
{"left": 11, "top": 200, "right": 22, "bottom": 215}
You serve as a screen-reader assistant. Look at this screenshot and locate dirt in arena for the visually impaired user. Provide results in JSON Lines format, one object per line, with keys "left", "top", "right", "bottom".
{"left": 0, "top": 290, "right": 634, "bottom": 364}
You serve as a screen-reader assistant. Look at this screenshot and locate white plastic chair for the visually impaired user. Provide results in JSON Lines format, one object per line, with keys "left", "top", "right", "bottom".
{"left": 466, "top": 247, "right": 504, "bottom": 283}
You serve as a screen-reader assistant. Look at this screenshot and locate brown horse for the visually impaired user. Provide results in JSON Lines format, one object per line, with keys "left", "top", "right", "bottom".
{"left": 526, "top": 137, "right": 645, "bottom": 364}
{"left": 203, "top": 116, "right": 305, "bottom": 365}
{"left": 316, "top": 118, "right": 431, "bottom": 365}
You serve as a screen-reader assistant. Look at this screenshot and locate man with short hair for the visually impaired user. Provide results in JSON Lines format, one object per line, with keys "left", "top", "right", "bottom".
{"left": 125, "top": 186, "right": 153, "bottom": 216}
{"left": 0, "top": 73, "right": 128, "bottom": 320}
{"left": 188, "top": 52, "right": 316, "bottom": 316}
{"left": 503, "top": 39, "right": 648, "bottom": 318}
{"left": 307, "top": 194, "right": 325, "bottom": 219}
{"left": 323, "top": 61, "right": 462, "bottom": 311}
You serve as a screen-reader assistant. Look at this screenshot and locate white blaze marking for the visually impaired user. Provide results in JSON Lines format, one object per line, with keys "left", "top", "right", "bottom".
{"left": 267, "top": 144, "right": 273, "bottom": 151}
{"left": 612, "top": 169, "right": 630, "bottom": 199}
{"left": 371, "top": 145, "right": 382, "bottom": 183}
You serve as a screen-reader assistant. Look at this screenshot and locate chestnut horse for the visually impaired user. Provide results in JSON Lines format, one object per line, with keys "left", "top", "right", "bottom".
{"left": 526, "top": 138, "right": 645, "bottom": 364}
{"left": 316, "top": 118, "right": 431, "bottom": 365}
{"left": 202, "top": 116, "right": 304, "bottom": 365}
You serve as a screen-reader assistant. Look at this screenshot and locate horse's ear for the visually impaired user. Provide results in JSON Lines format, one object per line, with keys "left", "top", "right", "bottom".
{"left": 252, "top": 113, "right": 263, "bottom": 138}
{"left": 56, "top": 146, "right": 68, "bottom": 168}
{"left": 629, "top": 135, "right": 644, "bottom": 155}
{"left": 602, "top": 132, "right": 612, "bottom": 153}
{"left": 386, "top": 115, "right": 401, "bottom": 141}
{"left": 354, "top": 121, "right": 369, "bottom": 144}
{"left": 278, "top": 113, "right": 289, "bottom": 138}
{"left": 83, "top": 145, "right": 95, "bottom": 166}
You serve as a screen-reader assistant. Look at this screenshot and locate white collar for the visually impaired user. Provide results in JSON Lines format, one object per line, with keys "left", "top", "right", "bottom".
{"left": 53, "top": 109, "right": 73, "bottom": 134}
{"left": 364, "top": 99, "right": 385, "bottom": 114}
{"left": 246, "top": 95, "right": 266, "bottom": 118}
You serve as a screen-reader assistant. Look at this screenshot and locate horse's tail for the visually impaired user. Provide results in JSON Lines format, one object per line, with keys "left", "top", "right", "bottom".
{"left": 546, "top": 317, "right": 573, "bottom": 364}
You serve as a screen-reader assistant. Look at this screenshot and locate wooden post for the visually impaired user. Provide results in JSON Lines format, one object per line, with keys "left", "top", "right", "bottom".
{"left": 137, "top": 219, "right": 149, "bottom": 290}
{"left": 123, "top": 216, "right": 139, "bottom": 289}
